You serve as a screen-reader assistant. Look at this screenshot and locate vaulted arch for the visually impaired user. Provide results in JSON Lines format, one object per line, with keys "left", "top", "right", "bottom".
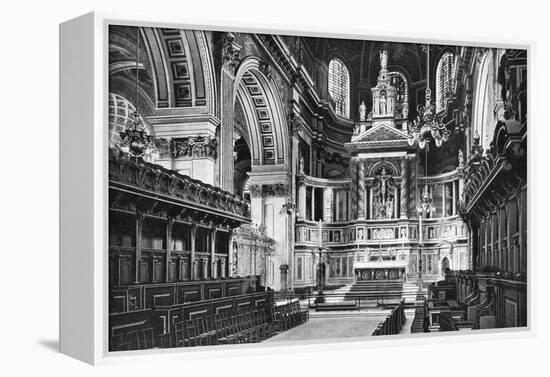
{"left": 233, "top": 57, "right": 289, "bottom": 167}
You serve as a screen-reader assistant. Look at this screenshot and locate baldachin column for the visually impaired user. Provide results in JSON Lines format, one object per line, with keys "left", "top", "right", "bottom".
{"left": 358, "top": 160, "right": 366, "bottom": 220}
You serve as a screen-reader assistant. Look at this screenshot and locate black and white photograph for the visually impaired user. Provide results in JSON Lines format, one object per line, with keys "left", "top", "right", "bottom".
{"left": 5, "top": 0, "right": 550, "bottom": 375}
{"left": 107, "top": 24, "right": 527, "bottom": 352}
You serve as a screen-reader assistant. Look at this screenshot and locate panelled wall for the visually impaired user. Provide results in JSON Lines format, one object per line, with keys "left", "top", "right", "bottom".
{"left": 477, "top": 186, "right": 527, "bottom": 273}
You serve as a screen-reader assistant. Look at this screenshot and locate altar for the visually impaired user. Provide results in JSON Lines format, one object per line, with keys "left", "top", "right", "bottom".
{"left": 354, "top": 259, "right": 408, "bottom": 281}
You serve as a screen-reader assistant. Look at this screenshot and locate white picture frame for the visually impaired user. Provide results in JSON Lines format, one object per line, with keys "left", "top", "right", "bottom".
{"left": 59, "top": 11, "right": 534, "bottom": 365}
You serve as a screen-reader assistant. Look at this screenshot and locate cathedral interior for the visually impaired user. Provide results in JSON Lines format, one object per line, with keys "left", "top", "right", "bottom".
{"left": 107, "top": 25, "right": 527, "bottom": 350}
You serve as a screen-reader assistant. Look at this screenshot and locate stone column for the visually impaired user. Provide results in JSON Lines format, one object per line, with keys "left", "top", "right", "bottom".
{"left": 324, "top": 188, "right": 333, "bottom": 222}
{"left": 190, "top": 225, "right": 197, "bottom": 280}
{"left": 358, "top": 160, "right": 366, "bottom": 220}
{"left": 311, "top": 186, "right": 316, "bottom": 221}
{"left": 165, "top": 218, "right": 174, "bottom": 282}
{"left": 442, "top": 184, "right": 447, "bottom": 218}
{"left": 452, "top": 180, "right": 457, "bottom": 215}
{"left": 400, "top": 157, "right": 408, "bottom": 219}
{"left": 211, "top": 228, "right": 217, "bottom": 279}
{"left": 369, "top": 185, "right": 374, "bottom": 219}
{"left": 220, "top": 33, "right": 241, "bottom": 192}
{"left": 298, "top": 177, "right": 306, "bottom": 220}
{"left": 350, "top": 158, "right": 358, "bottom": 219}
{"left": 394, "top": 185, "right": 399, "bottom": 218}
{"left": 134, "top": 213, "right": 144, "bottom": 283}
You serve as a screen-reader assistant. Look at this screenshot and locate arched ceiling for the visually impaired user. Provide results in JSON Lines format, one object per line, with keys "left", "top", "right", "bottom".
{"left": 108, "top": 25, "right": 216, "bottom": 114}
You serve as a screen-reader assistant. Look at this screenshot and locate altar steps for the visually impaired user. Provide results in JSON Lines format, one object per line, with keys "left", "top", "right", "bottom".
{"left": 345, "top": 281, "right": 403, "bottom": 304}
{"left": 315, "top": 281, "right": 423, "bottom": 309}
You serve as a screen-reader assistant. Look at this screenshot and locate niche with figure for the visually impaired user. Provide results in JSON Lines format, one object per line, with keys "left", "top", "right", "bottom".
{"left": 372, "top": 166, "right": 396, "bottom": 219}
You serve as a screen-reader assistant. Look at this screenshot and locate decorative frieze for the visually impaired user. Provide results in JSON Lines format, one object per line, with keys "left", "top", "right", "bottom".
{"left": 109, "top": 149, "right": 250, "bottom": 220}
{"left": 248, "top": 183, "right": 290, "bottom": 198}
{"left": 170, "top": 136, "right": 217, "bottom": 159}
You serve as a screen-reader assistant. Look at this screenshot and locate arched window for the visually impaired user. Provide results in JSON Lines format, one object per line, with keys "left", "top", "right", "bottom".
{"left": 328, "top": 58, "right": 350, "bottom": 118}
{"left": 436, "top": 52, "right": 456, "bottom": 113}
{"left": 389, "top": 72, "right": 408, "bottom": 118}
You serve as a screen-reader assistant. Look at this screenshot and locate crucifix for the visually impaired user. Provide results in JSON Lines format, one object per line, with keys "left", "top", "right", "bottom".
{"left": 378, "top": 167, "right": 392, "bottom": 201}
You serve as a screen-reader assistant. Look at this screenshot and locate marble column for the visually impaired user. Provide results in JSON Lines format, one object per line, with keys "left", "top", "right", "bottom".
{"left": 369, "top": 185, "right": 374, "bottom": 219}
{"left": 324, "top": 188, "right": 333, "bottom": 222}
{"left": 400, "top": 157, "right": 408, "bottom": 219}
{"left": 311, "top": 186, "right": 316, "bottom": 221}
{"left": 350, "top": 158, "right": 358, "bottom": 219}
{"left": 298, "top": 177, "right": 306, "bottom": 220}
{"left": 394, "top": 185, "right": 399, "bottom": 218}
{"left": 358, "top": 160, "right": 366, "bottom": 220}
{"left": 452, "top": 180, "right": 457, "bottom": 215}
{"left": 442, "top": 184, "right": 447, "bottom": 218}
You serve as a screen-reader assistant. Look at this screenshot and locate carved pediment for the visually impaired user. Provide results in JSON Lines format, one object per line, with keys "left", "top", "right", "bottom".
{"left": 353, "top": 123, "right": 408, "bottom": 143}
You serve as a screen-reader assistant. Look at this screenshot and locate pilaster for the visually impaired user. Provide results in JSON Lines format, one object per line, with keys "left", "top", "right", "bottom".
{"left": 220, "top": 32, "right": 242, "bottom": 192}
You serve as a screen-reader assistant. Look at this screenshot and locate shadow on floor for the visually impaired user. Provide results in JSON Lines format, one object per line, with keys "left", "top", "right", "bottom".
{"left": 38, "top": 339, "right": 59, "bottom": 353}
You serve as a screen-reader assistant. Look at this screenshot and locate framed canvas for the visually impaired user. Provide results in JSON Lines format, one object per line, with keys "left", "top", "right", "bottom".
{"left": 59, "top": 12, "right": 532, "bottom": 365}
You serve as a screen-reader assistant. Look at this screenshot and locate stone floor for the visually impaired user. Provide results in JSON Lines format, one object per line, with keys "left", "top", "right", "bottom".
{"left": 263, "top": 314, "right": 388, "bottom": 342}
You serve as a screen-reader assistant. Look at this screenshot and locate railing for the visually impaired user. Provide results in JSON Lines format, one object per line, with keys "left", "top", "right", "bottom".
{"left": 372, "top": 300, "right": 407, "bottom": 336}
{"left": 276, "top": 291, "right": 407, "bottom": 309}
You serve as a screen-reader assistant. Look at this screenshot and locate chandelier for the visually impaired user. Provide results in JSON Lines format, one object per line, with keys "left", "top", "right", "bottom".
{"left": 416, "top": 141, "right": 435, "bottom": 217}
{"left": 407, "top": 44, "right": 451, "bottom": 149}
{"left": 118, "top": 27, "right": 157, "bottom": 159}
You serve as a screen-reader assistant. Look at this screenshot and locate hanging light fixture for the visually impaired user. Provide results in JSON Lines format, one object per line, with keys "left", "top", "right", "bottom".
{"left": 118, "top": 27, "right": 158, "bottom": 159}
{"left": 407, "top": 44, "right": 451, "bottom": 149}
{"left": 416, "top": 143, "right": 435, "bottom": 217}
